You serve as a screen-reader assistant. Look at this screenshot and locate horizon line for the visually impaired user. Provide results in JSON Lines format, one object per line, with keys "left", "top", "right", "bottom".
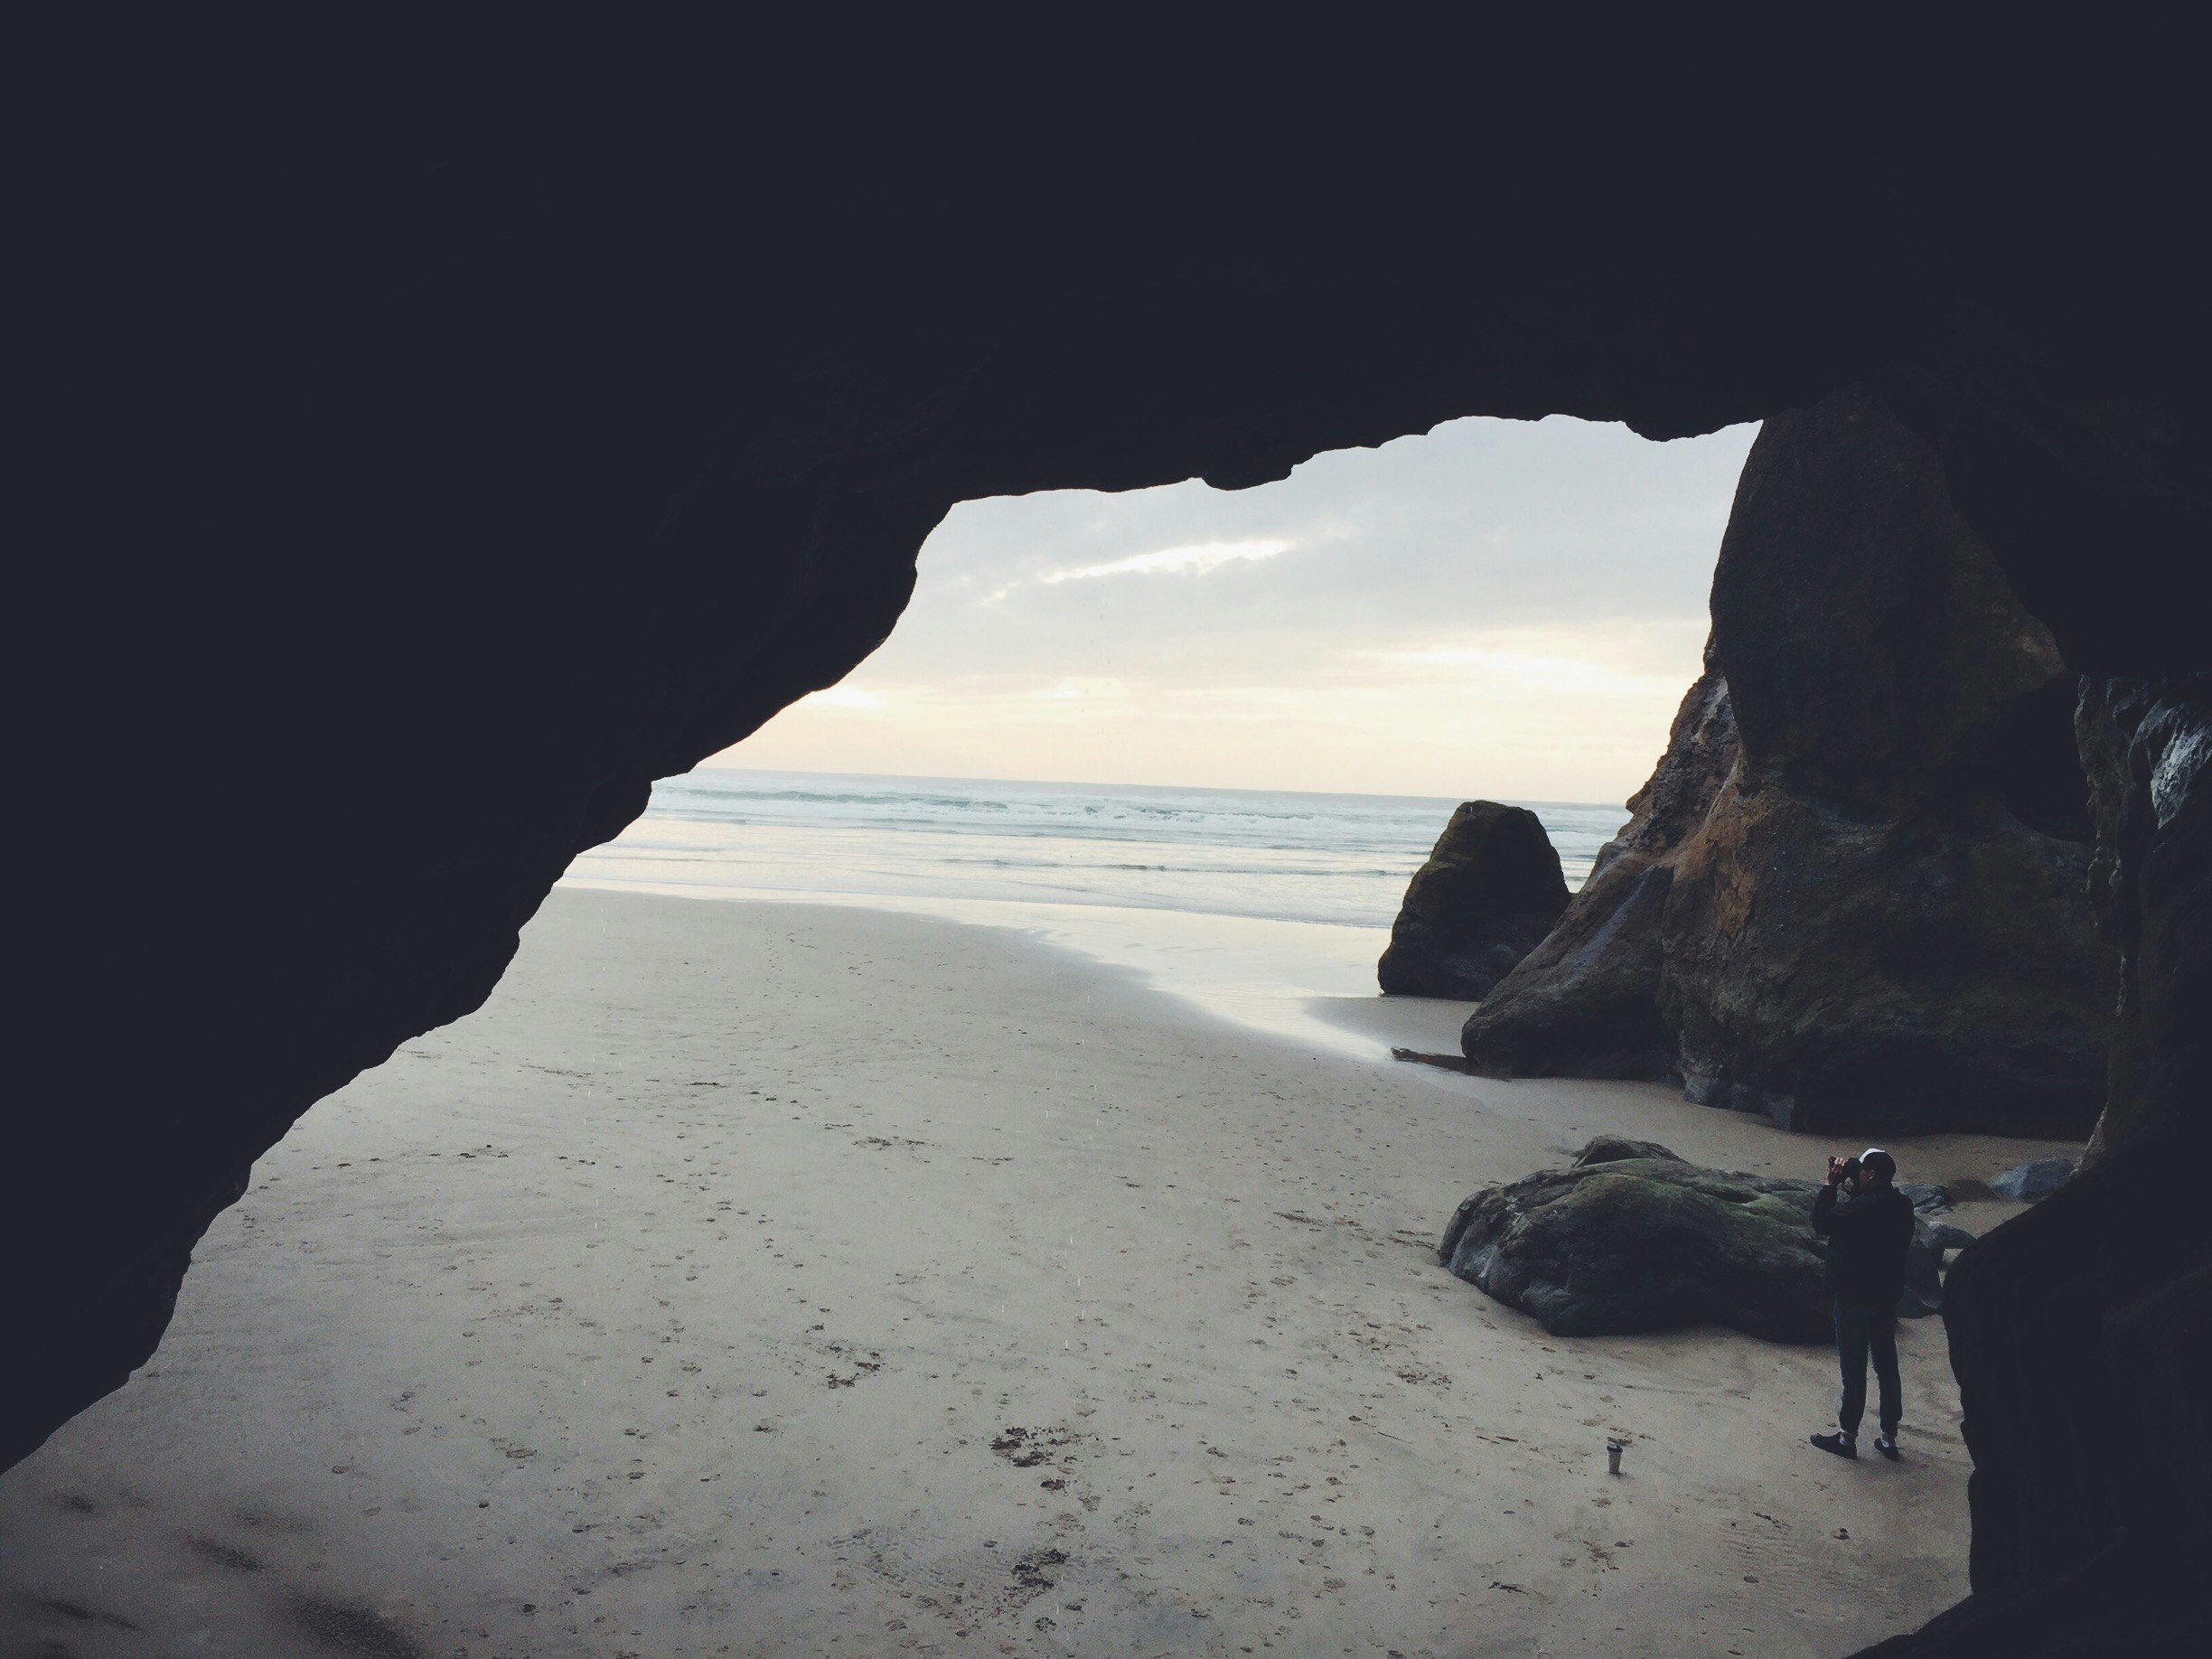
{"left": 680, "top": 760, "right": 1626, "bottom": 812}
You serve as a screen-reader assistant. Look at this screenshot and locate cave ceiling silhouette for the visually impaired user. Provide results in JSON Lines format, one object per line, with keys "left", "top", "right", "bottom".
{"left": 13, "top": 46, "right": 2205, "bottom": 1655}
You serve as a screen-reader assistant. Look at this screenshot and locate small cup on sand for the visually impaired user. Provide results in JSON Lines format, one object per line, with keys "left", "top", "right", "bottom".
{"left": 1607, "top": 1439, "right": 1624, "bottom": 1476}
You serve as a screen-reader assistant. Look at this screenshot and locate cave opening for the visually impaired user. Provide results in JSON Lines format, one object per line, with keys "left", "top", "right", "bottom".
{"left": 12, "top": 78, "right": 2207, "bottom": 1657}
{"left": 3, "top": 400, "right": 2128, "bottom": 1657}
{"left": 567, "top": 413, "right": 1753, "bottom": 1060}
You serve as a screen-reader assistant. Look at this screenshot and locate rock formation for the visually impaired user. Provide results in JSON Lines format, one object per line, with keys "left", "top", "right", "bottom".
{"left": 1377, "top": 801, "right": 1568, "bottom": 998}
{"left": 1989, "top": 1158, "right": 2075, "bottom": 1203}
{"left": 1569, "top": 1134, "right": 1678, "bottom": 1167}
{"left": 1438, "top": 1138, "right": 1949, "bottom": 1341}
{"left": 1463, "top": 387, "right": 2119, "bottom": 1136}
{"left": 11, "top": 71, "right": 2209, "bottom": 1658}
{"left": 1453, "top": 670, "right": 1736, "bottom": 1077}
{"left": 2075, "top": 676, "right": 2212, "bottom": 1166}
{"left": 1904, "top": 673, "right": 2208, "bottom": 1654}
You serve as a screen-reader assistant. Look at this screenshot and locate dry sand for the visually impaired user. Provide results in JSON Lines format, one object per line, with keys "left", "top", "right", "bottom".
{"left": 1, "top": 888, "right": 2075, "bottom": 1657}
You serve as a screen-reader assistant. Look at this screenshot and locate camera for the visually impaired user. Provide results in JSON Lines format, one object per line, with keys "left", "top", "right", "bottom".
{"left": 1837, "top": 1156, "right": 1862, "bottom": 1180}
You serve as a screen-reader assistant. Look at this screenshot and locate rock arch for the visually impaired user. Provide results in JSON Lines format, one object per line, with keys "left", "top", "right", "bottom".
{"left": 14, "top": 84, "right": 2204, "bottom": 1654}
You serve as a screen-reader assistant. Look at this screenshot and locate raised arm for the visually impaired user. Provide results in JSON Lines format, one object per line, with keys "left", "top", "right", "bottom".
{"left": 1812, "top": 1182, "right": 1842, "bottom": 1235}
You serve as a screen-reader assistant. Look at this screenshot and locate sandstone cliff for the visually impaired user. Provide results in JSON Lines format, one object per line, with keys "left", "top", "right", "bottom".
{"left": 1463, "top": 387, "right": 2118, "bottom": 1136}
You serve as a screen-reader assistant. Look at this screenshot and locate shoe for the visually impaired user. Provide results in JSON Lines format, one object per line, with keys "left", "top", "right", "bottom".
{"left": 1875, "top": 1435, "right": 1899, "bottom": 1461}
{"left": 1811, "top": 1431, "right": 1857, "bottom": 1459}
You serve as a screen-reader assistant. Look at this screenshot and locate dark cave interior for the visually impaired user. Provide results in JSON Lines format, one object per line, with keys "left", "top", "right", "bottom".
{"left": 11, "top": 68, "right": 2207, "bottom": 1656}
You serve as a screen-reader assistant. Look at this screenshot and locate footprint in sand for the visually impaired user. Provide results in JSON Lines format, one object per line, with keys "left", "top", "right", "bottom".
{"left": 988, "top": 1424, "right": 1083, "bottom": 1469}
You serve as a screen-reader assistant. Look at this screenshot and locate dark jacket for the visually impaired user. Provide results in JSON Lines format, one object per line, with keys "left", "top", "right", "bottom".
{"left": 1812, "top": 1182, "right": 1916, "bottom": 1309}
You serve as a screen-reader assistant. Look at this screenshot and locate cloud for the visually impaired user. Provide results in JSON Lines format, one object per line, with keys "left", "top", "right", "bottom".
{"left": 792, "top": 685, "right": 892, "bottom": 712}
{"left": 1354, "top": 623, "right": 1704, "bottom": 698}
{"left": 714, "top": 415, "right": 1758, "bottom": 799}
{"left": 1036, "top": 538, "right": 1293, "bottom": 585}
{"left": 1032, "top": 677, "right": 1132, "bottom": 702}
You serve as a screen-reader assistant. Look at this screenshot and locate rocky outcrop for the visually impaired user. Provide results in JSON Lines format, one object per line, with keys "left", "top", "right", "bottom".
{"left": 1464, "top": 388, "right": 2119, "bottom": 1136}
{"left": 1989, "top": 1158, "right": 2074, "bottom": 1202}
{"left": 2075, "top": 676, "right": 2212, "bottom": 1164}
{"left": 1438, "top": 1139, "right": 1948, "bottom": 1340}
{"left": 1570, "top": 1133, "right": 1678, "bottom": 1167}
{"left": 1377, "top": 801, "right": 1568, "bottom": 998}
{"left": 1874, "top": 674, "right": 2210, "bottom": 1655}
{"left": 1456, "top": 670, "right": 1736, "bottom": 1077}
{"left": 1874, "top": 1123, "right": 2208, "bottom": 1657}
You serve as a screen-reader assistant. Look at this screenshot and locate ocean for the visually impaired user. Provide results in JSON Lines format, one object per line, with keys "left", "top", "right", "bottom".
{"left": 563, "top": 769, "right": 1626, "bottom": 1056}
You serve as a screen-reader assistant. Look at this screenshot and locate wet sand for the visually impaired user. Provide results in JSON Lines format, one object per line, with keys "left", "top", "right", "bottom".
{"left": 0, "top": 887, "right": 2073, "bottom": 1656}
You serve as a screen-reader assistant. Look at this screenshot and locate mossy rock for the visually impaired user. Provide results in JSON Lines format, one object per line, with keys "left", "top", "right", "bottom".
{"left": 1438, "top": 1139, "right": 1948, "bottom": 1342}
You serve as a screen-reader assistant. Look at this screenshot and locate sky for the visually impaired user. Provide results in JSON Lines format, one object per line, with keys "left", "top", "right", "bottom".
{"left": 714, "top": 415, "right": 1758, "bottom": 804}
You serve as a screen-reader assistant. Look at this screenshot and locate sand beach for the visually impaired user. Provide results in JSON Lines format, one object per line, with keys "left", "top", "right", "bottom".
{"left": 0, "top": 886, "right": 2068, "bottom": 1657}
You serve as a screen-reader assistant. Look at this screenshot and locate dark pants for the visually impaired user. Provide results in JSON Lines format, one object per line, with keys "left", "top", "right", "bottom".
{"left": 1833, "top": 1299, "right": 1901, "bottom": 1438}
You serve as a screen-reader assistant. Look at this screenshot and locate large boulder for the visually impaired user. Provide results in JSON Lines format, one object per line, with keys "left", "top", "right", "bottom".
{"left": 1989, "top": 1157, "right": 2075, "bottom": 1203}
{"left": 1378, "top": 801, "right": 1569, "bottom": 998}
{"left": 1463, "top": 387, "right": 2119, "bottom": 1136}
{"left": 1438, "top": 1139, "right": 1948, "bottom": 1342}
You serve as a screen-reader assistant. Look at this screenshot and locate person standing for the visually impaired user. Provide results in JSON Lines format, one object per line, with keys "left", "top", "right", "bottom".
{"left": 1809, "top": 1148, "right": 1916, "bottom": 1461}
